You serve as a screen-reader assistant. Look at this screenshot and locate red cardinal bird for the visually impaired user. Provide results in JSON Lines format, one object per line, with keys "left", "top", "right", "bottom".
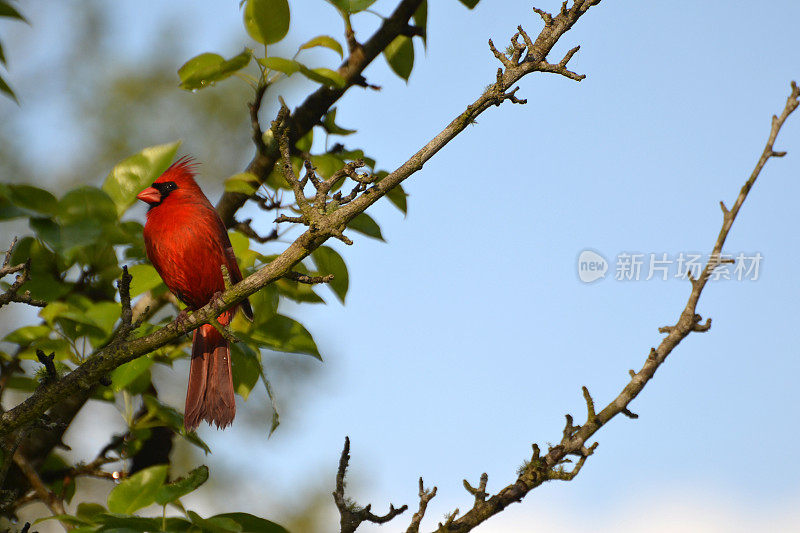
{"left": 136, "top": 157, "right": 253, "bottom": 430}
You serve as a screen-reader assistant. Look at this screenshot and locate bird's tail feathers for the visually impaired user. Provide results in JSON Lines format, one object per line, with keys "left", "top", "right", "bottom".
{"left": 184, "top": 324, "right": 236, "bottom": 431}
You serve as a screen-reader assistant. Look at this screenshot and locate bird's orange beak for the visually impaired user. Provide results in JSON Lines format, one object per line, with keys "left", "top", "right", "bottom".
{"left": 136, "top": 187, "right": 161, "bottom": 205}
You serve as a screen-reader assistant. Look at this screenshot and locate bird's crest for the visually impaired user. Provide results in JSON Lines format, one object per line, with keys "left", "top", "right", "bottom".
{"left": 155, "top": 155, "right": 200, "bottom": 186}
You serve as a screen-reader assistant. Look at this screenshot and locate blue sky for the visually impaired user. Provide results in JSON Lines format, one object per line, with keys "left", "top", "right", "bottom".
{"left": 2, "top": 1, "right": 800, "bottom": 531}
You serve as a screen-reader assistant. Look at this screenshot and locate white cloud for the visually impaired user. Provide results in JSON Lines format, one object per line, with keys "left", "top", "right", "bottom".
{"left": 476, "top": 488, "right": 800, "bottom": 533}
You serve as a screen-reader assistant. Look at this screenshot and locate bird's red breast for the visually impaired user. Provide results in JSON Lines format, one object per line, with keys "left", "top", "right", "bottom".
{"left": 139, "top": 157, "right": 252, "bottom": 320}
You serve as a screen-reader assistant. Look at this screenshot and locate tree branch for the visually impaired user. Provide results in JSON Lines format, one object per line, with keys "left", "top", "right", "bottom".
{"left": 333, "top": 437, "right": 408, "bottom": 533}
{"left": 0, "top": 238, "right": 48, "bottom": 309}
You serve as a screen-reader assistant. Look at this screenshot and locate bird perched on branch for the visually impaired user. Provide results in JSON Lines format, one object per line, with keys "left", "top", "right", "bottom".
{"left": 137, "top": 157, "right": 253, "bottom": 430}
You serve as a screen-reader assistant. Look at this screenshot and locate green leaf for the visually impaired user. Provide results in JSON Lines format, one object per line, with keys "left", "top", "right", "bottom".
{"left": 299, "top": 66, "right": 345, "bottom": 88}
{"left": 322, "top": 107, "right": 356, "bottom": 136}
{"left": 414, "top": 1, "right": 428, "bottom": 46}
{"left": 298, "top": 35, "right": 343, "bottom": 58}
{"left": 0, "top": 2, "right": 26, "bottom": 21}
{"left": 127, "top": 264, "right": 163, "bottom": 297}
{"left": 214, "top": 513, "right": 289, "bottom": 533}
{"left": 29, "top": 217, "right": 61, "bottom": 249}
{"left": 274, "top": 276, "right": 324, "bottom": 304}
{"left": 178, "top": 48, "right": 252, "bottom": 91}
{"left": 110, "top": 355, "right": 154, "bottom": 392}
{"left": 59, "top": 186, "right": 118, "bottom": 224}
{"left": 295, "top": 129, "right": 313, "bottom": 153}
{"left": 224, "top": 172, "right": 260, "bottom": 195}
{"left": 5, "top": 184, "right": 58, "bottom": 215}
{"left": 188, "top": 511, "right": 242, "bottom": 533}
{"left": 39, "top": 301, "right": 107, "bottom": 339}
{"left": 309, "top": 154, "right": 342, "bottom": 178}
{"left": 4, "top": 325, "right": 51, "bottom": 344}
{"left": 259, "top": 56, "right": 301, "bottom": 75}
{"left": 347, "top": 213, "right": 384, "bottom": 240}
{"left": 244, "top": 0, "right": 290, "bottom": 45}
{"left": 259, "top": 366, "right": 280, "bottom": 436}
{"left": 0, "top": 40, "right": 5, "bottom": 66}
{"left": 258, "top": 57, "right": 345, "bottom": 88}
{"left": 84, "top": 301, "right": 122, "bottom": 335}
{"left": 231, "top": 343, "right": 261, "bottom": 400}
{"left": 251, "top": 314, "right": 321, "bottom": 359}
{"left": 75, "top": 502, "right": 106, "bottom": 522}
{"left": 107, "top": 464, "right": 168, "bottom": 514}
{"left": 248, "top": 284, "right": 278, "bottom": 324}
{"left": 102, "top": 142, "right": 181, "bottom": 215}
{"left": 154, "top": 465, "right": 209, "bottom": 506}
{"left": 33, "top": 514, "right": 88, "bottom": 527}
{"left": 143, "top": 395, "right": 212, "bottom": 454}
{"left": 312, "top": 246, "right": 348, "bottom": 303}
{"left": 458, "top": 0, "right": 480, "bottom": 7}
{"left": 95, "top": 513, "right": 175, "bottom": 531}
{"left": 0, "top": 74, "right": 17, "bottom": 103}
{"left": 385, "top": 183, "right": 408, "bottom": 215}
{"left": 327, "top": 0, "right": 349, "bottom": 11}
{"left": 383, "top": 35, "right": 414, "bottom": 81}
{"left": 347, "top": 0, "right": 378, "bottom": 12}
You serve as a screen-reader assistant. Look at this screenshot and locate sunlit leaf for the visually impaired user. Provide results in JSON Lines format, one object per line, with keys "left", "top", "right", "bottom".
{"left": 260, "top": 56, "right": 300, "bottom": 75}
{"left": 102, "top": 142, "right": 181, "bottom": 215}
{"left": 110, "top": 355, "right": 154, "bottom": 392}
{"left": 178, "top": 48, "right": 252, "bottom": 90}
{"left": 309, "top": 154, "right": 342, "bottom": 179}
{"left": 298, "top": 35, "right": 343, "bottom": 58}
{"left": 127, "top": 263, "right": 163, "bottom": 297}
{"left": 4, "top": 325, "right": 50, "bottom": 344}
{"left": 259, "top": 57, "right": 345, "bottom": 87}
{"left": 154, "top": 465, "right": 209, "bottom": 506}
{"left": 383, "top": 35, "right": 414, "bottom": 81}
{"left": 107, "top": 464, "right": 168, "bottom": 514}
{"left": 299, "top": 66, "right": 345, "bottom": 88}
{"left": 244, "top": 0, "right": 290, "bottom": 45}
{"left": 295, "top": 129, "right": 313, "bottom": 152}
{"left": 224, "top": 172, "right": 260, "bottom": 194}
{"left": 312, "top": 246, "right": 348, "bottom": 303}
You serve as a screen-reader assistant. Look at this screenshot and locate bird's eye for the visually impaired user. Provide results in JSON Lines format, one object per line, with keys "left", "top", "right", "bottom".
{"left": 151, "top": 181, "right": 178, "bottom": 197}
